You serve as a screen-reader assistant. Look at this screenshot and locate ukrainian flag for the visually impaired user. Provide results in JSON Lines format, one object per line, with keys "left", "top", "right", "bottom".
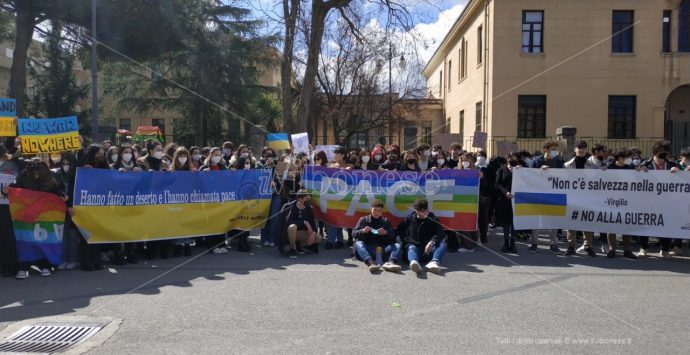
{"left": 514, "top": 192, "right": 567, "bottom": 217}
{"left": 267, "top": 133, "right": 291, "bottom": 150}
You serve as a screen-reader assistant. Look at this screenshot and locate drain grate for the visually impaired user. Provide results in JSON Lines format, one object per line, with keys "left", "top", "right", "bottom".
{"left": 0, "top": 322, "right": 103, "bottom": 354}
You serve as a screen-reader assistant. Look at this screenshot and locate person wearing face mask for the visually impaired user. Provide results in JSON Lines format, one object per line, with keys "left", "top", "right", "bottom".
{"left": 51, "top": 152, "right": 81, "bottom": 270}
{"left": 112, "top": 145, "right": 142, "bottom": 172}
{"left": 397, "top": 198, "right": 447, "bottom": 274}
{"left": 170, "top": 147, "right": 195, "bottom": 257}
{"left": 136, "top": 139, "right": 169, "bottom": 172}
{"left": 324, "top": 147, "right": 350, "bottom": 249}
{"left": 587, "top": 144, "right": 607, "bottom": 168}
{"left": 106, "top": 146, "right": 119, "bottom": 166}
{"left": 495, "top": 152, "right": 524, "bottom": 254}
{"left": 678, "top": 149, "right": 690, "bottom": 171}
{"left": 447, "top": 143, "right": 463, "bottom": 169}
{"left": 76, "top": 145, "right": 110, "bottom": 270}
{"left": 229, "top": 144, "right": 256, "bottom": 169}
{"left": 257, "top": 147, "right": 277, "bottom": 169}
{"left": 476, "top": 150, "right": 494, "bottom": 245}
{"left": 221, "top": 141, "right": 235, "bottom": 163}
{"left": 278, "top": 190, "right": 322, "bottom": 258}
{"left": 415, "top": 144, "right": 433, "bottom": 171}
{"left": 201, "top": 147, "right": 230, "bottom": 254}
{"left": 638, "top": 140, "right": 680, "bottom": 258}
{"left": 49, "top": 153, "right": 62, "bottom": 169}
{"left": 431, "top": 151, "right": 450, "bottom": 170}
{"left": 603, "top": 148, "right": 638, "bottom": 260}
{"left": 399, "top": 152, "right": 421, "bottom": 172}
{"left": 528, "top": 141, "right": 564, "bottom": 254}
{"left": 352, "top": 199, "right": 401, "bottom": 273}
{"left": 356, "top": 149, "right": 378, "bottom": 171}
{"left": 454, "top": 153, "right": 481, "bottom": 253}
{"left": 0, "top": 145, "right": 20, "bottom": 277}
{"left": 228, "top": 156, "right": 254, "bottom": 253}
{"left": 189, "top": 146, "right": 204, "bottom": 170}
{"left": 380, "top": 150, "right": 400, "bottom": 171}
{"left": 370, "top": 147, "right": 386, "bottom": 168}
{"left": 563, "top": 141, "right": 599, "bottom": 257}
{"left": 431, "top": 145, "right": 443, "bottom": 158}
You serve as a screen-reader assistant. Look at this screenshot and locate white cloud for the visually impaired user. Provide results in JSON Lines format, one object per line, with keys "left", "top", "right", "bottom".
{"left": 412, "top": 2, "right": 467, "bottom": 64}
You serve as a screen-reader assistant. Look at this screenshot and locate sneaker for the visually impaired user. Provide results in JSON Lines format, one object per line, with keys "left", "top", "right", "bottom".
{"left": 409, "top": 260, "right": 422, "bottom": 274}
{"left": 607, "top": 250, "right": 616, "bottom": 258}
{"left": 368, "top": 263, "right": 380, "bottom": 273}
{"left": 212, "top": 248, "right": 224, "bottom": 254}
{"left": 566, "top": 246, "right": 576, "bottom": 256}
{"left": 458, "top": 248, "right": 475, "bottom": 253}
{"left": 623, "top": 251, "right": 638, "bottom": 260}
{"left": 40, "top": 268, "right": 51, "bottom": 277}
{"left": 528, "top": 244, "right": 538, "bottom": 253}
{"left": 637, "top": 249, "right": 647, "bottom": 257}
{"left": 669, "top": 247, "right": 684, "bottom": 256}
{"left": 382, "top": 262, "right": 401, "bottom": 273}
{"left": 480, "top": 236, "right": 488, "bottom": 244}
{"left": 585, "top": 247, "right": 597, "bottom": 257}
{"left": 65, "top": 262, "right": 78, "bottom": 270}
{"left": 600, "top": 244, "right": 608, "bottom": 254}
{"left": 16, "top": 270, "right": 29, "bottom": 280}
{"left": 425, "top": 261, "right": 441, "bottom": 274}
{"left": 549, "top": 244, "right": 561, "bottom": 254}
{"left": 576, "top": 245, "right": 585, "bottom": 254}
{"left": 660, "top": 250, "right": 670, "bottom": 258}
{"left": 289, "top": 249, "right": 298, "bottom": 259}
{"left": 57, "top": 262, "right": 68, "bottom": 270}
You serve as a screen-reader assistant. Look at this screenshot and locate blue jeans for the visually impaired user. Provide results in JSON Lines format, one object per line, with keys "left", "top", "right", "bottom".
{"left": 354, "top": 241, "right": 401, "bottom": 263}
{"left": 261, "top": 194, "right": 282, "bottom": 244}
{"left": 503, "top": 224, "right": 515, "bottom": 241}
{"left": 326, "top": 225, "right": 343, "bottom": 244}
{"left": 407, "top": 241, "right": 447, "bottom": 264}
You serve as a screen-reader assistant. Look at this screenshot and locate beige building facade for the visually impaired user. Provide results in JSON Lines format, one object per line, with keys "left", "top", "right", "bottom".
{"left": 423, "top": 0, "right": 690, "bottom": 155}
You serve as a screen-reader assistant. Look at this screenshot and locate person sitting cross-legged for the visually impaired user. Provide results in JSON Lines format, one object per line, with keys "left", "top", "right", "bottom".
{"left": 284, "top": 190, "right": 322, "bottom": 258}
{"left": 397, "top": 198, "right": 447, "bottom": 274}
{"left": 352, "top": 200, "right": 402, "bottom": 273}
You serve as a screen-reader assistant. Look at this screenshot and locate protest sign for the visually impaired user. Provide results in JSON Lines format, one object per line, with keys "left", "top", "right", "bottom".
{"left": 472, "top": 131, "right": 487, "bottom": 149}
{"left": 18, "top": 116, "right": 81, "bottom": 153}
{"left": 8, "top": 187, "right": 66, "bottom": 265}
{"left": 291, "top": 132, "right": 309, "bottom": 154}
{"left": 495, "top": 141, "right": 518, "bottom": 157}
{"left": 314, "top": 145, "right": 339, "bottom": 162}
{"left": 0, "top": 98, "right": 16, "bottom": 117}
{"left": 20, "top": 132, "right": 81, "bottom": 154}
{"left": 302, "top": 166, "right": 479, "bottom": 231}
{"left": 0, "top": 98, "right": 17, "bottom": 136}
{"left": 512, "top": 168, "right": 690, "bottom": 238}
{"left": 72, "top": 168, "right": 273, "bottom": 243}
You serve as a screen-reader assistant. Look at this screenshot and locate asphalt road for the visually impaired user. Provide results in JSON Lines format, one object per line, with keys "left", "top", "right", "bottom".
{"left": 1, "top": 232, "right": 689, "bottom": 355}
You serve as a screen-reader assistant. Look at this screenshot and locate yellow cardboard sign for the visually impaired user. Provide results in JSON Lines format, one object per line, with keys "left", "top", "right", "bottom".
{"left": 20, "top": 132, "right": 81, "bottom": 154}
{"left": 0, "top": 116, "right": 16, "bottom": 136}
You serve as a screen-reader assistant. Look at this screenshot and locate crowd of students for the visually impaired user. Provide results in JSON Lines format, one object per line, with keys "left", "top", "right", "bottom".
{"left": 0, "top": 137, "right": 688, "bottom": 280}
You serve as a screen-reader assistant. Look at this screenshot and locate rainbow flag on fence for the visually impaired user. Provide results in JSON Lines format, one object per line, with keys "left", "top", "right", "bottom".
{"left": 302, "top": 166, "right": 479, "bottom": 231}
{"left": 513, "top": 192, "right": 567, "bottom": 217}
{"left": 267, "top": 133, "right": 291, "bottom": 150}
{"left": 8, "top": 187, "right": 66, "bottom": 265}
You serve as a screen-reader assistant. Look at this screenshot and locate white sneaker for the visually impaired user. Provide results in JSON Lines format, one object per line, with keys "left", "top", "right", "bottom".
{"left": 65, "top": 262, "right": 78, "bottom": 270}
{"left": 458, "top": 248, "right": 475, "bottom": 253}
{"left": 409, "top": 260, "right": 421, "bottom": 274}
{"left": 660, "top": 250, "right": 670, "bottom": 258}
{"left": 212, "top": 248, "right": 224, "bottom": 254}
{"left": 368, "top": 264, "right": 380, "bottom": 273}
{"left": 669, "top": 247, "right": 684, "bottom": 256}
{"left": 16, "top": 270, "right": 29, "bottom": 280}
{"left": 576, "top": 245, "right": 585, "bottom": 254}
{"left": 382, "top": 262, "right": 401, "bottom": 273}
{"left": 601, "top": 244, "right": 609, "bottom": 254}
{"left": 40, "top": 268, "right": 51, "bottom": 277}
{"left": 637, "top": 249, "right": 647, "bottom": 257}
{"left": 219, "top": 247, "right": 229, "bottom": 254}
{"left": 57, "top": 262, "right": 68, "bottom": 270}
{"left": 425, "top": 261, "right": 441, "bottom": 274}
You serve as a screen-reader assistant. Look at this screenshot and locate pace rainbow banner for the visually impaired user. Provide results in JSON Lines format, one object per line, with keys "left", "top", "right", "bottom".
{"left": 8, "top": 187, "right": 66, "bottom": 265}
{"left": 302, "top": 166, "right": 479, "bottom": 231}
{"left": 72, "top": 168, "right": 273, "bottom": 243}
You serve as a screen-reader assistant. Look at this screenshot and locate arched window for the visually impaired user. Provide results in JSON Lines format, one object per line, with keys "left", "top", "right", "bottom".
{"left": 680, "top": 0, "right": 690, "bottom": 52}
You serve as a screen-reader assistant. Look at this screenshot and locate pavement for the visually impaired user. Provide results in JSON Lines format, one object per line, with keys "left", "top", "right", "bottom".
{"left": 1, "top": 231, "right": 689, "bottom": 355}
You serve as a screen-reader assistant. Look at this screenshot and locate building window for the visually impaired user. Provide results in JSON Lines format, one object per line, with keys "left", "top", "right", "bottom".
{"left": 475, "top": 102, "right": 482, "bottom": 132}
{"left": 421, "top": 121, "right": 432, "bottom": 145}
{"left": 608, "top": 96, "right": 636, "bottom": 139}
{"left": 119, "top": 118, "right": 131, "bottom": 131}
{"left": 612, "top": 10, "right": 634, "bottom": 53}
{"left": 663, "top": 10, "right": 672, "bottom": 52}
{"left": 477, "top": 25, "right": 483, "bottom": 65}
{"left": 438, "top": 70, "right": 443, "bottom": 98}
{"left": 522, "top": 11, "right": 544, "bottom": 53}
{"left": 517, "top": 95, "right": 546, "bottom": 138}
{"left": 348, "top": 132, "right": 368, "bottom": 149}
{"left": 446, "top": 117, "right": 451, "bottom": 134}
{"left": 152, "top": 118, "right": 166, "bottom": 135}
{"left": 680, "top": 0, "right": 690, "bottom": 52}
{"left": 459, "top": 110, "right": 465, "bottom": 138}
{"left": 447, "top": 60, "right": 452, "bottom": 92}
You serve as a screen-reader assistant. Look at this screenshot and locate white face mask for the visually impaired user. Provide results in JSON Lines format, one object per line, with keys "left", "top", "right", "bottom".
{"left": 62, "top": 165, "right": 70, "bottom": 173}
{"left": 477, "top": 156, "right": 486, "bottom": 165}
{"left": 462, "top": 161, "right": 471, "bottom": 169}
{"left": 178, "top": 157, "right": 188, "bottom": 165}
{"left": 624, "top": 158, "right": 632, "bottom": 165}
{"left": 284, "top": 158, "right": 291, "bottom": 164}
{"left": 192, "top": 154, "right": 202, "bottom": 161}
{"left": 423, "top": 150, "right": 431, "bottom": 157}
{"left": 153, "top": 151, "right": 164, "bottom": 160}
{"left": 212, "top": 156, "right": 221, "bottom": 164}
{"left": 241, "top": 152, "right": 249, "bottom": 158}
{"left": 437, "top": 159, "right": 445, "bottom": 166}
{"left": 122, "top": 153, "right": 132, "bottom": 162}
{"left": 223, "top": 149, "right": 232, "bottom": 156}
{"left": 110, "top": 154, "right": 118, "bottom": 162}
{"left": 362, "top": 156, "right": 370, "bottom": 163}
{"left": 431, "top": 151, "right": 438, "bottom": 157}
{"left": 632, "top": 159, "right": 641, "bottom": 166}
{"left": 549, "top": 150, "right": 559, "bottom": 159}
{"left": 374, "top": 154, "right": 382, "bottom": 161}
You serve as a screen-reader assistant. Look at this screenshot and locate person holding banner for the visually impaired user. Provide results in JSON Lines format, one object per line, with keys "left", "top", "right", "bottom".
{"left": 638, "top": 141, "right": 680, "bottom": 258}
{"left": 106, "top": 146, "right": 119, "bottom": 166}
{"left": 325, "top": 147, "right": 351, "bottom": 249}
{"left": 221, "top": 141, "right": 234, "bottom": 163}
{"left": 170, "top": 147, "right": 195, "bottom": 257}
{"left": 446, "top": 143, "right": 463, "bottom": 169}
{"left": 229, "top": 144, "right": 256, "bottom": 169}
{"left": 137, "top": 140, "right": 169, "bottom": 172}
{"left": 397, "top": 198, "right": 447, "bottom": 274}
{"left": 603, "top": 148, "right": 638, "bottom": 259}
{"left": 495, "top": 152, "right": 523, "bottom": 254}
{"left": 4, "top": 160, "right": 67, "bottom": 279}
{"left": 112, "top": 145, "right": 141, "bottom": 172}
{"left": 53, "top": 152, "right": 81, "bottom": 270}
{"left": 201, "top": 147, "right": 229, "bottom": 254}
{"left": 430, "top": 150, "right": 450, "bottom": 170}
{"left": 528, "top": 141, "right": 564, "bottom": 254}
{"left": 352, "top": 200, "right": 401, "bottom": 273}
{"left": 399, "top": 151, "right": 421, "bottom": 172}
{"left": 189, "top": 146, "right": 204, "bottom": 170}
{"left": 476, "top": 150, "right": 494, "bottom": 245}
{"left": 371, "top": 146, "right": 386, "bottom": 168}
{"left": 563, "top": 141, "right": 598, "bottom": 257}
{"left": 0, "top": 146, "right": 19, "bottom": 277}
{"left": 379, "top": 151, "right": 400, "bottom": 171}
{"left": 416, "top": 144, "right": 433, "bottom": 171}
{"left": 355, "top": 148, "right": 378, "bottom": 171}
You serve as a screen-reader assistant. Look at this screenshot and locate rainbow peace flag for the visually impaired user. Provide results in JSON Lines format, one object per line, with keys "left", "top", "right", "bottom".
{"left": 302, "top": 166, "right": 479, "bottom": 231}
{"left": 8, "top": 187, "right": 66, "bottom": 265}
{"left": 514, "top": 192, "right": 567, "bottom": 217}
{"left": 267, "top": 133, "right": 291, "bottom": 150}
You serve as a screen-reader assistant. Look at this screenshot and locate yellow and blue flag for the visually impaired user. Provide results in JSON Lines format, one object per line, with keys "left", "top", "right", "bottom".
{"left": 267, "top": 133, "right": 291, "bottom": 150}
{"left": 514, "top": 192, "right": 567, "bottom": 217}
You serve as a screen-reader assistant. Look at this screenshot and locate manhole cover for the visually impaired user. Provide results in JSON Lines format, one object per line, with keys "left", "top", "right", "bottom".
{"left": 0, "top": 322, "right": 103, "bottom": 354}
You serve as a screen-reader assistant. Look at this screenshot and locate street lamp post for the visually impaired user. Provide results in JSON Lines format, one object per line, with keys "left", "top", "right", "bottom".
{"left": 91, "top": 0, "right": 99, "bottom": 143}
{"left": 387, "top": 42, "right": 405, "bottom": 146}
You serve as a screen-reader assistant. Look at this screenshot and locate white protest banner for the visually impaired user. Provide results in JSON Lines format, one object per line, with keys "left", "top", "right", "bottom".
{"left": 512, "top": 168, "right": 690, "bottom": 239}
{"left": 0, "top": 173, "right": 15, "bottom": 205}
{"left": 314, "top": 145, "right": 339, "bottom": 162}
{"left": 291, "top": 132, "right": 310, "bottom": 155}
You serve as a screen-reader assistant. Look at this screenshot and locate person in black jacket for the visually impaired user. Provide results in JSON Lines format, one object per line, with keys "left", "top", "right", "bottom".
{"left": 284, "top": 190, "right": 321, "bottom": 258}
{"left": 396, "top": 198, "right": 446, "bottom": 274}
{"left": 495, "top": 152, "right": 522, "bottom": 254}
{"left": 352, "top": 199, "right": 401, "bottom": 273}
{"left": 604, "top": 148, "right": 638, "bottom": 260}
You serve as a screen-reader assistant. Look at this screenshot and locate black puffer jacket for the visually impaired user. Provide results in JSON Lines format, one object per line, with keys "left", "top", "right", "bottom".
{"left": 396, "top": 211, "right": 445, "bottom": 247}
